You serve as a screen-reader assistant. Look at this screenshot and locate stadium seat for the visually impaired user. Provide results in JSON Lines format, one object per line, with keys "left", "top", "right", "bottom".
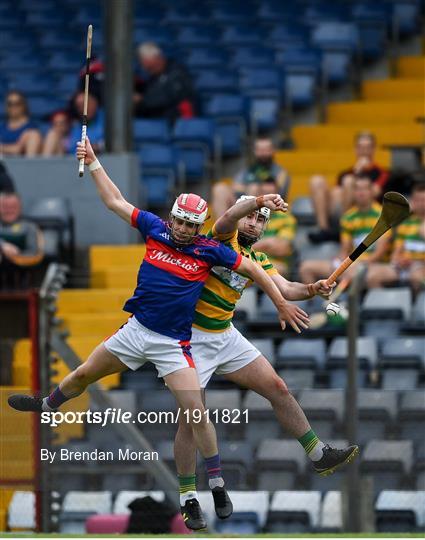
{"left": 362, "top": 288, "right": 411, "bottom": 320}
{"left": 299, "top": 242, "right": 339, "bottom": 262}
{"left": 320, "top": 491, "right": 342, "bottom": 532}
{"left": 176, "top": 25, "right": 217, "bottom": 46}
{"left": 265, "top": 491, "right": 321, "bottom": 533}
{"left": 266, "top": 23, "right": 309, "bottom": 49}
{"left": 363, "top": 319, "right": 401, "bottom": 346}
{"left": 234, "top": 286, "right": 257, "bottom": 320}
{"left": 242, "top": 391, "right": 280, "bottom": 445}
{"left": 381, "top": 368, "right": 420, "bottom": 391}
{"left": 399, "top": 391, "right": 425, "bottom": 444}
{"left": 376, "top": 491, "right": 425, "bottom": 532}
{"left": 361, "top": 440, "right": 414, "bottom": 495}
{"left": 249, "top": 338, "right": 275, "bottom": 364}
{"left": 231, "top": 47, "right": 275, "bottom": 68}
{"left": 278, "top": 369, "right": 315, "bottom": 391}
{"left": 7, "top": 491, "right": 35, "bottom": 529}
{"left": 412, "top": 291, "right": 425, "bottom": 323}
{"left": 380, "top": 337, "right": 425, "bottom": 368}
{"left": 276, "top": 338, "right": 327, "bottom": 369}
{"left": 220, "top": 25, "right": 265, "bottom": 47}
{"left": 194, "top": 69, "right": 239, "bottom": 95}
{"left": 205, "top": 389, "right": 241, "bottom": 411}
{"left": 327, "top": 337, "right": 377, "bottom": 388}
{"left": 256, "top": 439, "right": 307, "bottom": 489}
{"left": 60, "top": 491, "right": 112, "bottom": 533}
{"left": 173, "top": 118, "right": 219, "bottom": 181}
{"left": 214, "top": 491, "right": 269, "bottom": 534}
{"left": 298, "top": 389, "right": 344, "bottom": 439}
{"left": 218, "top": 441, "right": 254, "bottom": 488}
{"left": 290, "top": 197, "right": 316, "bottom": 225}
{"left": 133, "top": 119, "right": 170, "bottom": 145}
{"left": 357, "top": 390, "right": 398, "bottom": 446}
{"left": 185, "top": 47, "right": 227, "bottom": 69}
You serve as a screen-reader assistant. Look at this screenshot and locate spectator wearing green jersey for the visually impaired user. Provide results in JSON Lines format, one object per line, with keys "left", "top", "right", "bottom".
{"left": 300, "top": 175, "right": 391, "bottom": 285}
{"left": 367, "top": 182, "right": 425, "bottom": 291}
{"left": 211, "top": 138, "right": 290, "bottom": 218}
{"left": 253, "top": 178, "right": 296, "bottom": 276}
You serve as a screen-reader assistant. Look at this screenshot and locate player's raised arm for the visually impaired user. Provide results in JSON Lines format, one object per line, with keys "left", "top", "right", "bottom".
{"left": 237, "top": 255, "right": 310, "bottom": 333}
{"left": 214, "top": 194, "right": 288, "bottom": 234}
{"left": 270, "top": 272, "right": 335, "bottom": 301}
{"left": 76, "top": 137, "right": 134, "bottom": 224}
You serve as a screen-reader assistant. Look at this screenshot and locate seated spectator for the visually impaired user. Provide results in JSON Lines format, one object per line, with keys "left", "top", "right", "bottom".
{"left": 42, "top": 110, "right": 72, "bottom": 156}
{"left": 309, "top": 131, "right": 389, "bottom": 243}
{"left": 0, "top": 162, "right": 15, "bottom": 193}
{"left": 134, "top": 42, "right": 195, "bottom": 122}
{"left": 0, "top": 91, "right": 42, "bottom": 157}
{"left": 300, "top": 175, "right": 391, "bottom": 286}
{"left": 65, "top": 92, "right": 104, "bottom": 154}
{"left": 367, "top": 182, "right": 425, "bottom": 292}
{"left": 212, "top": 138, "right": 290, "bottom": 218}
{"left": 0, "top": 192, "right": 44, "bottom": 289}
{"left": 253, "top": 179, "right": 296, "bottom": 276}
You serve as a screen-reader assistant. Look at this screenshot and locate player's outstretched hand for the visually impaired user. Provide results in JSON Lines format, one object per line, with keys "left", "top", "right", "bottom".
{"left": 313, "top": 279, "right": 336, "bottom": 298}
{"left": 278, "top": 302, "right": 310, "bottom": 333}
{"left": 261, "top": 194, "right": 288, "bottom": 213}
{"left": 76, "top": 136, "right": 96, "bottom": 166}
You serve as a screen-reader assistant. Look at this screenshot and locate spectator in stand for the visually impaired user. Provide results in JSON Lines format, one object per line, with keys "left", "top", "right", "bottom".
{"left": 309, "top": 131, "right": 389, "bottom": 243}
{"left": 68, "top": 92, "right": 104, "bottom": 154}
{"left": 367, "top": 182, "right": 425, "bottom": 292}
{"left": 253, "top": 179, "right": 296, "bottom": 276}
{"left": 133, "top": 42, "right": 195, "bottom": 122}
{"left": 300, "top": 175, "right": 391, "bottom": 286}
{"left": 0, "top": 91, "right": 42, "bottom": 157}
{"left": 42, "top": 111, "right": 72, "bottom": 156}
{"left": 0, "top": 162, "right": 15, "bottom": 193}
{"left": 0, "top": 192, "right": 44, "bottom": 289}
{"left": 212, "top": 138, "right": 290, "bottom": 218}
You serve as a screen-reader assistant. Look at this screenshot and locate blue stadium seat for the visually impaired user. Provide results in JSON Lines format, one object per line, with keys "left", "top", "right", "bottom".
{"left": 185, "top": 47, "right": 227, "bottom": 69}
{"left": 140, "top": 172, "right": 175, "bottom": 207}
{"left": 380, "top": 337, "right": 425, "bottom": 368}
{"left": 220, "top": 25, "right": 265, "bottom": 46}
{"left": 27, "top": 97, "right": 66, "bottom": 119}
{"left": 266, "top": 491, "right": 321, "bottom": 533}
{"left": 194, "top": 70, "right": 239, "bottom": 95}
{"left": 211, "top": 5, "right": 254, "bottom": 23}
{"left": 39, "top": 32, "right": 77, "bottom": 50}
{"left": 164, "top": 5, "right": 207, "bottom": 24}
{"left": 0, "top": 53, "right": 46, "bottom": 71}
{"left": 56, "top": 74, "right": 79, "bottom": 96}
{"left": 267, "top": 23, "right": 310, "bottom": 49}
{"left": 47, "top": 52, "right": 83, "bottom": 72}
{"left": 257, "top": 2, "right": 301, "bottom": 22}
{"left": 7, "top": 73, "right": 55, "bottom": 97}
{"left": 133, "top": 26, "right": 175, "bottom": 47}
{"left": 173, "top": 118, "right": 219, "bottom": 180}
{"left": 276, "top": 338, "right": 327, "bottom": 369}
{"left": 214, "top": 491, "right": 269, "bottom": 534}
{"left": 392, "top": 0, "right": 421, "bottom": 36}
{"left": 230, "top": 47, "right": 275, "bottom": 68}
{"left": 73, "top": 6, "right": 102, "bottom": 26}
{"left": 203, "top": 94, "right": 248, "bottom": 156}
{"left": 133, "top": 4, "right": 164, "bottom": 24}
{"left": 376, "top": 491, "right": 425, "bottom": 533}
{"left": 361, "top": 440, "right": 414, "bottom": 496}
{"left": 133, "top": 119, "right": 170, "bottom": 145}
{"left": 176, "top": 25, "right": 217, "bottom": 46}
{"left": 26, "top": 10, "right": 67, "bottom": 27}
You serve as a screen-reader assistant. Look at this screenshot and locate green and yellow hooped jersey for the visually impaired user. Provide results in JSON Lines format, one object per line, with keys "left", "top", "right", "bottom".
{"left": 193, "top": 225, "right": 278, "bottom": 333}
{"left": 394, "top": 215, "right": 425, "bottom": 261}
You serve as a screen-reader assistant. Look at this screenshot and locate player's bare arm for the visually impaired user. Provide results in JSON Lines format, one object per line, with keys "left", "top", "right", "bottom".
{"left": 215, "top": 193, "right": 288, "bottom": 234}
{"left": 238, "top": 256, "right": 310, "bottom": 333}
{"left": 76, "top": 137, "right": 134, "bottom": 224}
{"left": 271, "top": 273, "right": 334, "bottom": 301}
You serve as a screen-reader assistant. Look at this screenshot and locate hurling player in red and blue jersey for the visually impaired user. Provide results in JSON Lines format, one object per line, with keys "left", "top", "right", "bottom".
{"left": 9, "top": 137, "right": 297, "bottom": 530}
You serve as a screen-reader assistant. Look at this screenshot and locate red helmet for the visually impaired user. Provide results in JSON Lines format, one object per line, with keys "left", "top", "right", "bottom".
{"left": 170, "top": 193, "right": 208, "bottom": 225}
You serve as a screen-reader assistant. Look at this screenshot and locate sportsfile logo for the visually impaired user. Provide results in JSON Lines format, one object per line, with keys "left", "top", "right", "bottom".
{"left": 149, "top": 249, "right": 200, "bottom": 272}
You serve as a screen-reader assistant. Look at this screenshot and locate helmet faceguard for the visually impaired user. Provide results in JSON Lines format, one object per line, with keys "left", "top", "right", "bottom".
{"left": 168, "top": 193, "right": 208, "bottom": 246}
{"left": 236, "top": 195, "right": 270, "bottom": 247}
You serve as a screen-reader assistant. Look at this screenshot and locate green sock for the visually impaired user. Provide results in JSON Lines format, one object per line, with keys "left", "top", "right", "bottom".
{"left": 298, "top": 429, "right": 325, "bottom": 461}
{"left": 178, "top": 474, "right": 197, "bottom": 505}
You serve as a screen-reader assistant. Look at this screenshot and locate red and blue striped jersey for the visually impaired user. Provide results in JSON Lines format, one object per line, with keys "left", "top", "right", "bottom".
{"left": 123, "top": 208, "right": 242, "bottom": 340}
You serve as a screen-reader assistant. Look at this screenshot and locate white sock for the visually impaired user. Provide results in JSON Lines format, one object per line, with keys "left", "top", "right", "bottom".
{"left": 308, "top": 441, "right": 326, "bottom": 462}
{"left": 180, "top": 491, "right": 198, "bottom": 506}
{"left": 209, "top": 477, "right": 224, "bottom": 489}
{"left": 42, "top": 397, "right": 55, "bottom": 412}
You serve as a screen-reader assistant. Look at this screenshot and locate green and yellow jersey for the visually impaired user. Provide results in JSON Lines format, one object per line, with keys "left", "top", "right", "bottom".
{"left": 394, "top": 215, "right": 425, "bottom": 261}
{"left": 193, "top": 224, "right": 278, "bottom": 333}
{"left": 340, "top": 202, "right": 389, "bottom": 259}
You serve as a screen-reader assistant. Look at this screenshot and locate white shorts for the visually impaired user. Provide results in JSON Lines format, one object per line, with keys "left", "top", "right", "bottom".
{"left": 104, "top": 316, "right": 195, "bottom": 379}
{"left": 190, "top": 324, "right": 261, "bottom": 388}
